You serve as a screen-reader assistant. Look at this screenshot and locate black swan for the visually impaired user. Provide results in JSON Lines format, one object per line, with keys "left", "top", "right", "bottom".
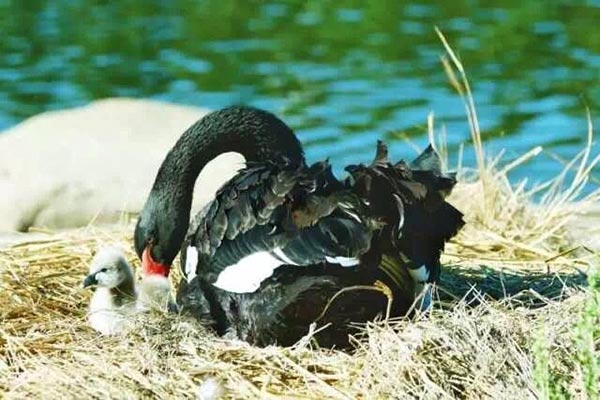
{"left": 134, "top": 106, "right": 464, "bottom": 347}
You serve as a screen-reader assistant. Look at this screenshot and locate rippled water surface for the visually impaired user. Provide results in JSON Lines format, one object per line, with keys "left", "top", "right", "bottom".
{"left": 1, "top": 1, "right": 599, "bottom": 185}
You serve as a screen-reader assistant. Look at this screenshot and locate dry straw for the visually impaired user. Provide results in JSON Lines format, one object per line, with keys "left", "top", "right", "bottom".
{"left": 1, "top": 32, "right": 598, "bottom": 399}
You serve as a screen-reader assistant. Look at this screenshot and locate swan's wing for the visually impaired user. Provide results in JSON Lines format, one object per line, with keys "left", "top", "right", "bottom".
{"left": 181, "top": 160, "right": 377, "bottom": 290}
{"left": 181, "top": 142, "right": 464, "bottom": 296}
{"left": 227, "top": 266, "right": 392, "bottom": 347}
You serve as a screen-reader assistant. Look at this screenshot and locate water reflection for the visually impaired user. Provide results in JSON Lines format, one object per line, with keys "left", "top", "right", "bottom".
{"left": 0, "top": 0, "right": 598, "bottom": 185}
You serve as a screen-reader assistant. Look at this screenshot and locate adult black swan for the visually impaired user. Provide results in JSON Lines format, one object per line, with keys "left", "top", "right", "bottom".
{"left": 134, "top": 106, "right": 464, "bottom": 347}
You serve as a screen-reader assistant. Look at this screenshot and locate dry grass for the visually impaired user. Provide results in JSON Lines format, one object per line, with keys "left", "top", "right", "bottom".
{"left": 1, "top": 32, "right": 599, "bottom": 399}
{"left": 0, "top": 222, "right": 596, "bottom": 399}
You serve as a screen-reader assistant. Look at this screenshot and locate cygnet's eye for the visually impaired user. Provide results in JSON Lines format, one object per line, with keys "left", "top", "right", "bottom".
{"left": 99, "top": 267, "right": 108, "bottom": 273}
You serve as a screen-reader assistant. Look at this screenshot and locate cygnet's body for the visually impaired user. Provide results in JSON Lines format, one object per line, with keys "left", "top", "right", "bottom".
{"left": 136, "top": 274, "right": 177, "bottom": 312}
{"left": 83, "top": 246, "right": 177, "bottom": 335}
{"left": 83, "top": 247, "right": 136, "bottom": 334}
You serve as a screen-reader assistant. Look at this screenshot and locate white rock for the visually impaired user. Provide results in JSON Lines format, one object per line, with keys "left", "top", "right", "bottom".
{"left": 0, "top": 98, "right": 244, "bottom": 232}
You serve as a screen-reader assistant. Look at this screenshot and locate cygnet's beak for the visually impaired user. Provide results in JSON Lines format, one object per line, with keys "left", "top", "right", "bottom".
{"left": 82, "top": 273, "right": 98, "bottom": 288}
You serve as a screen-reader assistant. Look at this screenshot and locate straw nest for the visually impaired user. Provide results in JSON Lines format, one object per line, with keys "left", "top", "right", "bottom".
{"left": 0, "top": 175, "right": 597, "bottom": 399}
{"left": 1, "top": 33, "right": 599, "bottom": 399}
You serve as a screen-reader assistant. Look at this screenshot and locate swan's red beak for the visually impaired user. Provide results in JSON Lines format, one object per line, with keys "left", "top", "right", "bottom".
{"left": 142, "top": 247, "right": 170, "bottom": 277}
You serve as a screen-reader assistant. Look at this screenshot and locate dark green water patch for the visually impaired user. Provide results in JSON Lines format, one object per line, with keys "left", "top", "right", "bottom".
{"left": 0, "top": 0, "right": 598, "bottom": 187}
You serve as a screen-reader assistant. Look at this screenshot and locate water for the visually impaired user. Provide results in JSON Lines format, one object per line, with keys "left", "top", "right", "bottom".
{"left": 1, "top": 0, "right": 599, "bottom": 187}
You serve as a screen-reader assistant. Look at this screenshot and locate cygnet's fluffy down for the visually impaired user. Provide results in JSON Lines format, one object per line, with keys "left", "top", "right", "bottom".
{"left": 83, "top": 246, "right": 177, "bottom": 335}
{"left": 136, "top": 274, "right": 177, "bottom": 312}
{"left": 196, "top": 377, "right": 225, "bottom": 400}
{"left": 83, "top": 247, "right": 136, "bottom": 335}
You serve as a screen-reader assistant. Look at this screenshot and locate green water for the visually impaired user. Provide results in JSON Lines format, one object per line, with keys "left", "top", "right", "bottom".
{"left": 1, "top": 0, "right": 599, "bottom": 185}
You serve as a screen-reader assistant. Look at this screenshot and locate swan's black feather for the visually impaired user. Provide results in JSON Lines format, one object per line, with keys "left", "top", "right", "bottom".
{"left": 168, "top": 109, "right": 465, "bottom": 348}
{"left": 278, "top": 212, "right": 372, "bottom": 266}
{"left": 182, "top": 141, "right": 464, "bottom": 290}
{"left": 181, "top": 260, "right": 417, "bottom": 347}
{"left": 409, "top": 144, "right": 442, "bottom": 173}
{"left": 183, "top": 159, "right": 376, "bottom": 283}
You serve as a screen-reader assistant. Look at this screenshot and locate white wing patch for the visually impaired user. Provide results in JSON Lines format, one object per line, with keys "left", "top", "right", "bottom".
{"left": 411, "top": 266, "right": 432, "bottom": 312}
{"left": 414, "top": 282, "right": 432, "bottom": 312}
{"left": 273, "top": 247, "right": 298, "bottom": 265}
{"left": 211, "top": 249, "right": 360, "bottom": 293}
{"left": 213, "top": 251, "right": 283, "bottom": 293}
{"left": 325, "top": 255, "right": 360, "bottom": 267}
{"left": 185, "top": 246, "right": 199, "bottom": 283}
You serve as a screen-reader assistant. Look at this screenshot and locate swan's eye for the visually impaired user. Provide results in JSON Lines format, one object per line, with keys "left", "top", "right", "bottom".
{"left": 99, "top": 267, "right": 108, "bottom": 273}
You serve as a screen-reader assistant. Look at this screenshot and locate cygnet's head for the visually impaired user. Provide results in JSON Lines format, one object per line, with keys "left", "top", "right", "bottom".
{"left": 83, "top": 246, "right": 134, "bottom": 289}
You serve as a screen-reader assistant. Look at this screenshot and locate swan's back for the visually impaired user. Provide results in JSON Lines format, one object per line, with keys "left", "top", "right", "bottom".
{"left": 182, "top": 159, "right": 374, "bottom": 288}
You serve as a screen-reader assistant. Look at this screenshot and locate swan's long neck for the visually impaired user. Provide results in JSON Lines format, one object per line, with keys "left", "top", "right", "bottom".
{"left": 142, "top": 106, "right": 305, "bottom": 257}
{"left": 153, "top": 107, "right": 303, "bottom": 190}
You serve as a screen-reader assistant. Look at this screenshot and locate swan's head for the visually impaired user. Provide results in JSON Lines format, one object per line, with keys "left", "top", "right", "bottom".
{"left": 133, "top": 106, "right": 308, "bottom": 278}
{"left": 83, "top": 247, "right": 134, "bottom": 289}
{"left": 134, "top": 199, "right": 188, "bottom": 278}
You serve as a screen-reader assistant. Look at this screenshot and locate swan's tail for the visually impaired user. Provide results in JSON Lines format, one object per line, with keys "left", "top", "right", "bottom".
{"left": 346, "top": 141, "right": 465, "bottom": 310}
